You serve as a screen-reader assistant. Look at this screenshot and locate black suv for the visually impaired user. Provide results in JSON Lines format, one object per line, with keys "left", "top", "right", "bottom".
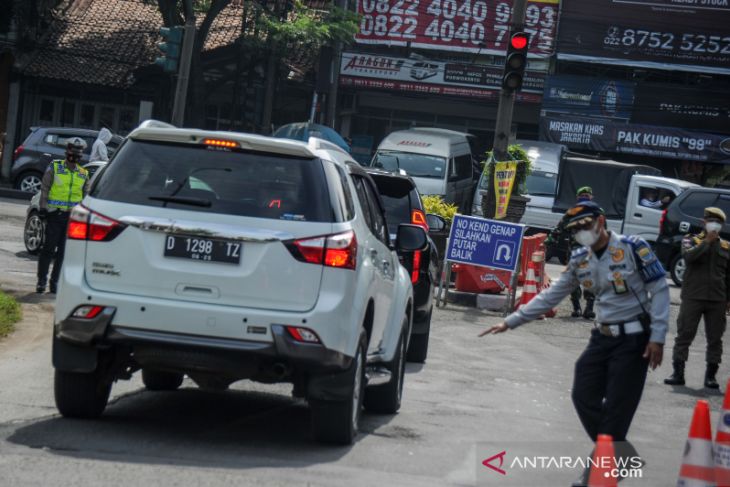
{"left": 366, "top": 168, "right": 442, "bottom": 363}
{"left": 10, "top": 127, "right": 122, "bottom": 193}
{"left": 655, "top": 187, "right": 730, "bottom": 286}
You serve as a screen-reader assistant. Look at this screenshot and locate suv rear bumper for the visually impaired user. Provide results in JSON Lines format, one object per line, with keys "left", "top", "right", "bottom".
{"left": 654, "top": 235, "right": 680, "bottom": 269}
{"left": 53, "top": 310, "right": 351, "bottom": 376}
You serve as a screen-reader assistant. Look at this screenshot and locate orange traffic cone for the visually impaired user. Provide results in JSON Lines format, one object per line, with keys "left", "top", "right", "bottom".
{"left": 678, "top": 399, "right": 716, "bottom": 486}
{"left": 715, "top": 379, "right": 730, "bottom": 486}
{"left": 588, "top": 434, "right": 618, "bottom": 487}
{"left": 516, "top": 261, "right": 539, "bottom": 308}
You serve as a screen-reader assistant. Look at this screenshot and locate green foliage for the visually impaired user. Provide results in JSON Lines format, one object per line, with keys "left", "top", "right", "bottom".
{"left": 422, "top": 195, "right": 458, "bottom": 225}
{"left": 259, "top": 2, "right": 359, "bottom": 51}
{"left": 0, "top": 291, "right": 21, "bottom": 338}
{"left": 483, "top": 144, "right": 533, "bottom": 194}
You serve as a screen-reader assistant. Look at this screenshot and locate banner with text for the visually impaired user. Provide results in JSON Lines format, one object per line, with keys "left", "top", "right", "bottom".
{"left": 354, "top": 0, "right": 559, "bottom": 56}
{"left": 494, "top": 162, "right": 518, "bottom": 219}
{"left": 340, "top": 52, "right": 545, "bottom": 102}
{"left": 541, "top": 75, "right": 635, "bottom": 121}
{"left": 557, "top": 0, "right": 730, "bottom": 73}
{"left": 539, "top": 114, "right": 730, "bottom": 164}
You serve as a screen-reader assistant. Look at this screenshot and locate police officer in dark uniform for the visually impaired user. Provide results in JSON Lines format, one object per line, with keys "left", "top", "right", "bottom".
{"left": 546, "top": 186, "right": 596, "bottom": 319}
{"left": 665, "top": 206, "right": 730, "bottom": 389}
{"left": 480, "top": 201, "right": 668, "bottom": 485}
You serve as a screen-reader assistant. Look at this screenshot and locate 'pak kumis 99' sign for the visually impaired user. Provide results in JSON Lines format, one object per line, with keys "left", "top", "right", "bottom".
{"left": 355, "top": 0, "right": 559, "bottom": 56}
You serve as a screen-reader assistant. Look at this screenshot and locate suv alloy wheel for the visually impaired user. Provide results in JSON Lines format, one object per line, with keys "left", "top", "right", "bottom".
{"left": 364, "top": 317, "right": 408, "bottom": 414}
{"left": 670, "top": 254, "right": 685, "bottom": 286}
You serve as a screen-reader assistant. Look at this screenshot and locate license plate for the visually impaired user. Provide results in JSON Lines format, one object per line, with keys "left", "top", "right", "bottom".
{"left": 164, "top": 235, "right": 241, "bottom": 264}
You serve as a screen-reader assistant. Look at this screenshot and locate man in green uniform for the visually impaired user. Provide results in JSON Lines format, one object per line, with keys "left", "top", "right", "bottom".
{"left": 546, "top": 186, "right": 596, "bottom": 319}
{"left": 665, "top": 206, "right": 730, "bottom": 389}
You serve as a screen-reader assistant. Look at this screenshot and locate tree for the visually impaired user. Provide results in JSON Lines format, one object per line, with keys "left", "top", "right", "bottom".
{"left": 147, "top": 0, "right": 357, "bottom": 128}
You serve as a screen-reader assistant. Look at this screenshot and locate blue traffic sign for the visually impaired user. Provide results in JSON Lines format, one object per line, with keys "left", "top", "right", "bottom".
{"left": 445, "top": 215, "right": 525, "bottom": 272}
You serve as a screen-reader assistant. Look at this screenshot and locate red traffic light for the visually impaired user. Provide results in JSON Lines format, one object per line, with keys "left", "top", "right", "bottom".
{"left": 510, "top": 33, "right": 528, "bottom": 50}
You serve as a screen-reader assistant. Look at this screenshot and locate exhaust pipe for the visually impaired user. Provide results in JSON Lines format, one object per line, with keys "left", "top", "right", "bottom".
{"left": 272, "top": 362, "right": 289, "bottom": 379}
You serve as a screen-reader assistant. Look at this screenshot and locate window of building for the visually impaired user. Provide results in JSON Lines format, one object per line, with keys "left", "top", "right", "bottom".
{"left": 80, "top": 104, "right": 96, "bottom": 128}
{"left": 61, "top": 101, "right": 75, "bottom": 126}
{"left": 39, "top": 99, "right": 55, "bottom": 124}
{"left": 99, "top": 106, "right": 115, "bottom": 130}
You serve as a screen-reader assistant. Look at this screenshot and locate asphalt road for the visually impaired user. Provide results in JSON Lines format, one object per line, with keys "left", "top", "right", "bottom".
{"left": 0, "top": 197, "right": 725, "bottom": 486}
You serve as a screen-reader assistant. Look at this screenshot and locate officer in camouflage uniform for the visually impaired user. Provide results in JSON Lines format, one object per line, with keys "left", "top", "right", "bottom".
{"left": 546, "top": 186, "right": 596, "bottom": 319}
{"left": 481, "top": 201, "right": 668, "bottom": 485}
{"left": 665, "top": 206, "right": 730, "bottom": 389}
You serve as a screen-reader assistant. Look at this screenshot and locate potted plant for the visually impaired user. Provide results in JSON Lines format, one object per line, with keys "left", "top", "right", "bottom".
{"left": 421, "top": 195, "right": 458, "bottom": 261}
{"left": 481, "top": 144, "right": 533, "bottom": 223}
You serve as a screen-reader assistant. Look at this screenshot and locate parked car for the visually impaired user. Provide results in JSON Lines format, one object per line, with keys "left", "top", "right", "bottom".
{"left": 23, "top": 160, "right": 108, "bottom": 254}
{"left": 655, "top": 187, "right": 730, "bottom": 286}
{"left": 51, "top": 122, "right": 426, "bottom": 444}
{"left": 365, "top": 168, "right": 443, "bottom": 363}
{"left": 10, "top": 127, "right": 122, "bottom": 193}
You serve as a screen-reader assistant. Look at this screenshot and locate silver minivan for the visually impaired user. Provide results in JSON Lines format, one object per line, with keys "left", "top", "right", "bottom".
{"left": 370, "top": 128, "right": 475, "bottom": 213}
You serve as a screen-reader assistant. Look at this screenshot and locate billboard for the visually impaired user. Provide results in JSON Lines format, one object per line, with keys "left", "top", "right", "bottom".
{"left": 339, "top": 52, "right": 545, "bottom": 102}
{"left": 632, "top": 83, "right": 730, "bottom": 132}
{"left": 541, "top": 75, "right": 635, "bottom": 121}
{"left": 354, "top": 0, "right": 559, "bottom": 57}
{"left": 557, "top": 0, "right": 730, "bottom": 73}
{"left": 539, "top": 114, "right": 730, "bottom": 163}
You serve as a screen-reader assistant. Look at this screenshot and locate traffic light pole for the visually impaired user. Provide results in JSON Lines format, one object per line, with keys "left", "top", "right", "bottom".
{"left": 489, "top": 0, "right": 527, "bottom": 163}
{"left": 171, "top": 11, "right": 196, "bottom": 126}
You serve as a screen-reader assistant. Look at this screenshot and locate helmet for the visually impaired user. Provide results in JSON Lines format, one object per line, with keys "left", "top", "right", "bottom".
{"left": 66, "top": 137, "right": 87, "bottom": 155}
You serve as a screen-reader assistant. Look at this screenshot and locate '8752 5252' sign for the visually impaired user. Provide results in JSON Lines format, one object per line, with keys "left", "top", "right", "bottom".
{"left": 355, "top": 0, "right": 559, "bottom": 56}
{"left": 446, "top": 215, "right": 525, "bottom": 272}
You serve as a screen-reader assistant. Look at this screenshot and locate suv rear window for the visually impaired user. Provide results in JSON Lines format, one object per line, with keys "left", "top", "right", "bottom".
{"left": 679, "top": 192, "right": 718, "bottom": 217}
{"left": 371, "top": 176, "right": 420, "bottom": 236}
{"left": 91, "top": 140, "right": 334, "bottom": 222}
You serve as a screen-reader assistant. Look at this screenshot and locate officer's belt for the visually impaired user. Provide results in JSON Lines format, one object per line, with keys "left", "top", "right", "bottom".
{"left": 595, "top": 320, "right": 644, "bottom": 337}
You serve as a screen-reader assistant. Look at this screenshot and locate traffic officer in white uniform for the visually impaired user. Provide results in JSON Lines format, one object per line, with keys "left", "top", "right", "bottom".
{"left": 480, "top": 201, "right": 669, "bottom": 485}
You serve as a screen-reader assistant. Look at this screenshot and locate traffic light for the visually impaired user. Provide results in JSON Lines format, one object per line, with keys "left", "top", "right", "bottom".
{"left": 155, "top": 26, "right": 184, "bottom": 73}
{"left": 502, "top": 31, "right": 530, "bottom": 93}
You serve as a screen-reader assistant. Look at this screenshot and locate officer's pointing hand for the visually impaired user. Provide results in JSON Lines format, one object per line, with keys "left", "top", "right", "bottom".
{"left": 643, "top": 342, "right": 663, "bottom": 370}
{"left": 478, "top": 323, "right": 509, "bottom": 337}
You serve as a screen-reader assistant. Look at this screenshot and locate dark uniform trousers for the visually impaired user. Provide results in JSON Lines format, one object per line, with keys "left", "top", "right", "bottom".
{"left": 572, "top": 329, "right": 650, "bottom": 442}
{"left": 673, "top": 299, "right": 726, "bottom": 364}
{"left": 37, "top": 211, "right": 70, "bottom": 287}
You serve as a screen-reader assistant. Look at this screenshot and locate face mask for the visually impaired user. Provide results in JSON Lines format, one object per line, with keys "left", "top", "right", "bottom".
{"left": 706, "top": 222, "right": 722, "bottom": 233}
{"left": 574, "top": 222, "right": 601, "bottom": 246}
{"left": 577, "top": 195, "right": 591, "bottom": 202}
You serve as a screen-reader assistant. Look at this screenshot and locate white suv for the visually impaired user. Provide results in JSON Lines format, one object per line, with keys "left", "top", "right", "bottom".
{"left": 52, "top": 122, "right": 425, "bottom": 444}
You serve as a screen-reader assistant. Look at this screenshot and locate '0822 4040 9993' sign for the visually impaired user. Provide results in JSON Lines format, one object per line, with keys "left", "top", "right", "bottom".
{"left": 355, "top": 0, "right": 559, "bottom": 56}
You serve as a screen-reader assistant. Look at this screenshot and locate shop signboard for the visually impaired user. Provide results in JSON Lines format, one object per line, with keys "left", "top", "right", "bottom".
{"left": 541, "top": 75, "right": 635, "bottom": 121}
{"left": 339, "top": 52, "right": 545, "bottom": 103}
{"left": 354, "top": 0, "right": 559, "bottom": 57}
{"left": 557, "top": 0, "right": 730, "bottom": 73}
{"left": 631, "top": 83, "right": 730, "bottom": 132}
{"left": 539, "top": 114, "right": 730, "bottom": 163}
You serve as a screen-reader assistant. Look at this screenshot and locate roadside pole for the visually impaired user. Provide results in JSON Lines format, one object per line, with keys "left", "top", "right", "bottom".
{"left": 487, "top": 0, "right": 528, "bottom": 313}
{"left": 488, "top": 0, "right": 527, "bottom": 164}
{"left": 171, "top": 2, "right": 196, "bottom": 127}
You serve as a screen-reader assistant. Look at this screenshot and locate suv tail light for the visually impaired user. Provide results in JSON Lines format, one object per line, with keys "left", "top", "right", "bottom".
{"left": 659, "top": 209, "right": 668, "bottom": 234}
{"left": 286, "top": 231, "right": 357, "bottom": 270}
{"left": 68, "top": 205, "right": 126, "bottom": 241}
{"left": 411, "top": 209, "right": 429, "bottom": 232}
{"left": 12, "top": 145, "right": 24, "bottom": 161}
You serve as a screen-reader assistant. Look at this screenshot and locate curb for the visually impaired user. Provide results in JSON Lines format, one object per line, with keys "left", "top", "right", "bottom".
{"left": 0, "top": 187, "right": 32, "bottom": 201}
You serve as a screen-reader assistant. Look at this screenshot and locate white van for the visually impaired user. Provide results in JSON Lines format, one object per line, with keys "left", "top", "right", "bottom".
{"left": 370, "top": 128, "right": 475, "bottom": 213}
{"left": 472, "top": 140, "right": 565, "bottom": 221}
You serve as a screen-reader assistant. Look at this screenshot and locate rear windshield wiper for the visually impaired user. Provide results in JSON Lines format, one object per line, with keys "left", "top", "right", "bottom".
{"left": 148, "top": 195, "right": 212, "bottom": 207}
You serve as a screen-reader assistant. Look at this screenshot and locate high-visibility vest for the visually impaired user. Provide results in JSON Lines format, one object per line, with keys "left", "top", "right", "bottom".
{"left": 47, "top": 160, "right": 88, "bottom": 211}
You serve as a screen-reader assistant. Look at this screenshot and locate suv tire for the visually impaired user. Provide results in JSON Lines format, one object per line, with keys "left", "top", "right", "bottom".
{"left": 310, "top": 334, "right": 366, "bottom": 445}
{"left": 670, "top": 254, "right": 685, "bottom": 287}
{"left": 54, "top": 369, "right": 111, "bottom": 418}
{"left": 364, "top": 319, "right": 407, "bottom": 414}
{"left": 142, "top": 369, "right": 184, "bottom": 391}
{"left": 406, "top": 309, "right": 431, "bottom": 363}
